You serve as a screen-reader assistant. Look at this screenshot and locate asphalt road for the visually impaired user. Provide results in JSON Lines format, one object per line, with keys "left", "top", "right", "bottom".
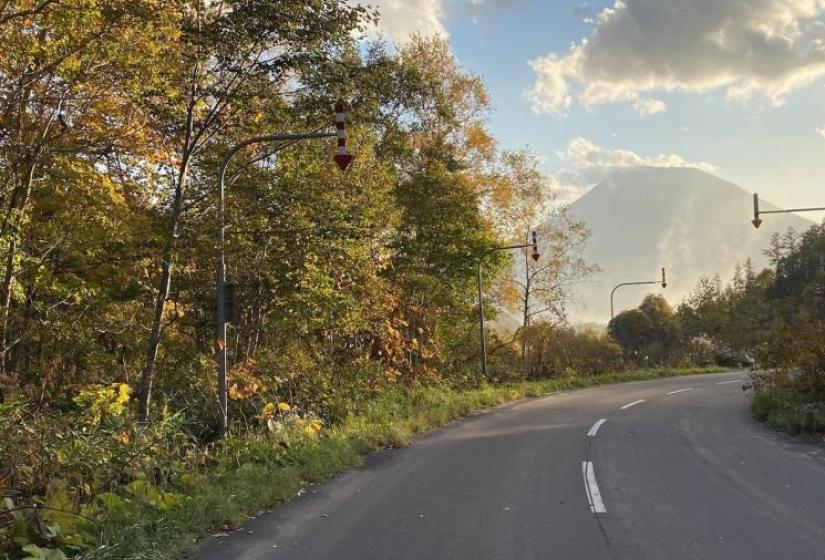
{"left": 192, "top": 371, "right": 825, "bottom": 560}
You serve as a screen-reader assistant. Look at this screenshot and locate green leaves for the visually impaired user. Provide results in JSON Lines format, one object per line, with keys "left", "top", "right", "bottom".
{"left": 21, "top": 544, "right": 68, "bottom": 560}
{"left": 0, "top": 11, "right": 607, "bottom": 559}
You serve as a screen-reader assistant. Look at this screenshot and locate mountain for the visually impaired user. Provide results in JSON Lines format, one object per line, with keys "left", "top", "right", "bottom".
{"left": 566, "top": 167, "right": 814, "bottom": 324}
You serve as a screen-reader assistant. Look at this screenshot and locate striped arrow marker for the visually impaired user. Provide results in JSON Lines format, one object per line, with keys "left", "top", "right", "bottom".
{"left": 333, "top": 99, "right": 353, "bottom": 171}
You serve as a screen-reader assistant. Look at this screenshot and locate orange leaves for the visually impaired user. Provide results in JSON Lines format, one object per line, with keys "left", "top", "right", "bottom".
{"left": 227, "top": 359, "right": 267, "bottom": 401}
{"left": 464, "top": 122, "right": 496, "bottom": 160}
{"left": 227, "top": 380, "right": 265, "bottom": 402}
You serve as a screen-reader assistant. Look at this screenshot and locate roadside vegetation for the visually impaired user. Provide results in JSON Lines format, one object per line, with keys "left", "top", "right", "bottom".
{"left": 607, "top": 225, "right": 825, "bottom": 437}
{"left": 0, "top": 2, "right": 784, "bottom": 559}
{"left": 5, "top": 367, "right": 722, "bottom": 560}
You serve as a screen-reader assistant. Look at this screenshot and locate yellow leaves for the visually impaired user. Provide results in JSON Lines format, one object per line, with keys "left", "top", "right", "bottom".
{"left": 257, "top": 401, "right": 321, "bottom": 439}
{"left": 73, "top": 383, "right": 132, "bottom": 424}
{"left": 162, "top": 299, "right": 181, "bottom": 317}
{"left": 499, "top": 282, "right": 521, "bottom": 311}
{"left": 114, "top": 431, "right": 130, "bottom": 444}
{"left": 228, "top": 381, "right": 262, "bottom": 401}
{"left": 258, "top": 401, "right": 291, "bottom": 419}
{"left": 229, "top": 383, "right": 251, "bottom": 401}
{"left": 114, "top": 383, "right": 130, "bottom": 409}
{"left": 465, "top": 122, "right": 496, "bottom": 159}
{"left": 296, "top": 417, "right": 323, "bottom": 439}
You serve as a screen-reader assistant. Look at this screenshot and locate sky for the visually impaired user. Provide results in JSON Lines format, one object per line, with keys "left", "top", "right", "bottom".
{"left": 358, "top": 0, "right": 825, "bottom": 211}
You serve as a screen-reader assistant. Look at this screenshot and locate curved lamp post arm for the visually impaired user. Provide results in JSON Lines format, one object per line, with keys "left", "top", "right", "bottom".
{"left": 476, "top": 233, "right": 540, "bottom": 377}
{"left": 216, "top": 101, "right": 353, "bottom": 437}
{"left": 610, "top": 268, "right": 667, "bottom": 321}
{"left": 216, "top": 131, "right": 336, "bottom": 435}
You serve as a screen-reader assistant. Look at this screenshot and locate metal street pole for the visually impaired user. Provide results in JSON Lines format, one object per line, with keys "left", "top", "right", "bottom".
{"left": 610, "top": 268, "right": 667, "bottom": 321}
{"left": 477, "top": 232, "right": 540, "bottom": 378}
{"left": 522, "top": 230, "right": 531, "bottom": 370}
{"left": 477, "top": 261, "right": 488, "bottom": 378}
{"left": 216, "top": 101, "right": 353, "bottom": 436}
{"left": 751, "top": 193, "right": 825, "bottom": 229}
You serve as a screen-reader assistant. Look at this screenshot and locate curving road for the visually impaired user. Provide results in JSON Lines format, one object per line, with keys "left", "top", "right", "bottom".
{"left": 193, "top": 371, "right": 825, "bottom": 560}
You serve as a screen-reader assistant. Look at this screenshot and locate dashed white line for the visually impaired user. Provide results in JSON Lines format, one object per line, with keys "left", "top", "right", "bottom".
{"left": 620, "top": 399, "right": 645, "bottom": 410}
{"left": 582, "top": 461, "right": 606, "bottom": 514}
{"left": 587, "top": 418, "right": 607, "bottom": 437}
{"left": 715, "top": 379, "right": 743, "bottom": 385}
{"left": 666, "top": 387, "right": 694, "bottom": 395}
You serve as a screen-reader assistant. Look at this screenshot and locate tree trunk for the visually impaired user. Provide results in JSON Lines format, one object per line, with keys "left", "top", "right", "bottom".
{"left": 137, "top": 155, "right": 190, "bottom": 423}
{"left": 0, "top": 162, "right": 36, "bottom": 379}
{"left": 137, "top": 240, "right": 174, "bottom": 422}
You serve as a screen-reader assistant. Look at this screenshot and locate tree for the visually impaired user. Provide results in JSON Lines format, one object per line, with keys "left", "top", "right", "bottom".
{"left": 0, "top": 0, "right": 176, "bottom": 389}
{"left": 609, "top": 294, "right": 681, "bottom": 366}
{"left": 609, "top": 308, "right": 653, "bottom": 361}
{"left": 132, "top": 0, "right": 368, "bottom": 422}
{"left": 477, "top": 149, "right": 595, "bottom": 369}
{"left": 515, "top": 211, "right": 594, "bottom": 327}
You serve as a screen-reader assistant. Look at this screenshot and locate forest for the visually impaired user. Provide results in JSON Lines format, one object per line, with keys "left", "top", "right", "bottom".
{"left": 1, "top": 2, "right": 820, "bottom": 559}
{"left": 0, "top": 2, "right": 600, "bottom": 557}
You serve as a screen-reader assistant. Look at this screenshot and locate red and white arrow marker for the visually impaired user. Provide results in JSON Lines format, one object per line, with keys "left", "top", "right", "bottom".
{"left": 334, "top": 99, "right": 353, "bottom": 171}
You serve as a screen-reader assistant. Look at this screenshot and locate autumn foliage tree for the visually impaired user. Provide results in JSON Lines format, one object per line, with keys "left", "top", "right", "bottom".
{"left": 0, "top": 2, "right": 594, "bottom": 427}
{"left": 0, "top": 4, "right": 598, "bottom": 557}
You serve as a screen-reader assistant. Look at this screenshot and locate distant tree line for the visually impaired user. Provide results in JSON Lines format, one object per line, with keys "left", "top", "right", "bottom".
{"left": 601, "top": 227, "right": 823, "bottom": 376}
{"left": 598, "top": 225, "right": 825, "bottom": 433}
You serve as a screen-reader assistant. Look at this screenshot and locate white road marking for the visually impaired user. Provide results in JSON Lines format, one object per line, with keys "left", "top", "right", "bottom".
{"left": 715, "top": 379, "right": 743, "bottom": 385}
{"left": 582, "top": 461, "right": 606, "bottom": 514}
{"left": 587, "top": 419, "right": 607, "bottom": 437}
{"left": 666, "top": 387, "right": 694, "bottom": 395}
{"left": 620, "top": 399, "right": 645, "bottom": 410}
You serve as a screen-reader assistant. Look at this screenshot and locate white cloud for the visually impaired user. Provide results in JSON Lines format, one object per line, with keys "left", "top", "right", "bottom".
{"left": 526, "top": 55, "right": 572, "bottom": 115}
{"left": 527, "top": 0, "right": 825, "bottom": 116}
{"left": 633, "top": 98, "right": 667, "bottom": 117}
{"left": 358, "top": 0, "right": 448, "bottom": 43}
{"left": 356, "top": 0, "right": 523, "bottom": 43}
{"left": 551, "top": 137, "right": 717, "bottom": 200}
{"left": 546, "top": 176, "right": 587, "bottom": 204}
{"left": 818, "top": 125, "right": 825, "bottom": 139}
{"left": 574, "top": 3, "right": 596, "bottom": 25}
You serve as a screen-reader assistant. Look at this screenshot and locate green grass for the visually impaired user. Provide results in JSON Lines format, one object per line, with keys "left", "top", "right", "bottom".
{"left": 84, "top": 366, "right": 725, "bottom": 559}
{"left": 751, "top": 384, "right": 825, "bottom": 435}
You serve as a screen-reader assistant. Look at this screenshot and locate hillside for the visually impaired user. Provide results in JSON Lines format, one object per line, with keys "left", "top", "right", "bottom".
{"left": 567, "top": 167, "right": 814, "bottom": 323}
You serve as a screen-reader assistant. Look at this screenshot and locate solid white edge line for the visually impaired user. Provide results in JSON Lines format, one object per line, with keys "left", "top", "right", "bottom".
{"left": 582, "top": 461, "right": 606, "bottom": 514}
{"left": 582, "top": 462, "right": 593, "bottom": 510}
{"left": 620, "top": 399, "right": 645, "bottom": 410}
{"left": 587, "top": 418, "right": 607, "bottom": 437}
{"left": 715, "top": 379, "right": 743, "bottom": 385}
{"left": 666, "top": 387, "right": 694, "bottom": 395}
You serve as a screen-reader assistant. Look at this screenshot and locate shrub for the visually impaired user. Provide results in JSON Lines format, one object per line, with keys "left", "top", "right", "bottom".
{"left": 751, "top": 382, "right": 825, "bottom": 435}
{"left": 519, "top": 323, "right": 623, "bottom": 378}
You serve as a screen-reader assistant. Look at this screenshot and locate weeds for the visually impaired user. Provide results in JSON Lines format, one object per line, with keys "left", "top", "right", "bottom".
{"left": 76, "top": 367, "right": 723, "bottom": 559}
{"left": 751, "top": 384, "right": 825, "bottom": 435}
